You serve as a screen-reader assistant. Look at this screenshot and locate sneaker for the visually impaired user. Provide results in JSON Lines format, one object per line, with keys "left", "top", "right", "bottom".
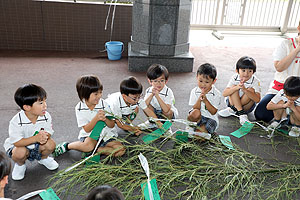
{"left": 289, "top": 126, "right": 300, "bottom": 137}
{"left": 218, "top": 107, "right": 235, "bottom": 117}
{"left": 12, "top": 164, "right": 26, "bottom": 181}
{"left": 267, "top": 121, "right": 280, "bottom": 131}
{"left": 137, "top": 120, "right": 157, "bottom": 130}
{"left": 38, "top": 157, "right": 59, "bottom": 170}
{"left": 239, "top": 114, "right": 249, "bottom": 125}
{"left": 53, "top": 142, "right": 68, "bottom": 157}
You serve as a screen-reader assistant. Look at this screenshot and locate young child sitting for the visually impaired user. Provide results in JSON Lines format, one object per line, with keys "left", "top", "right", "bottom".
{"left": 106, "top": 76, "right": 159, "bottom": 136}
{"left": 54, "top": 75, "right": 125, "bottom": 157}
{"left": 3, "top": 84, "right": 59, "bottom": 181}
{"left": 218, "top": 56, "right": 261, "bottom": 125}
{"left": 139, "top": 64, "right": 178, "bottom": 129}
{"left": 266, "top": 76, "right": 300, "bottom": 137}
{"left": 187, "top": 63, "right": 221, "bottom": 137}
{"left": 0, "top": 151, "right": 12, "bottom": 199}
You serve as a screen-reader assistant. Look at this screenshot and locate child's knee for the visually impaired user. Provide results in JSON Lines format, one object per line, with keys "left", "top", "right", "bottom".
{"left": 41, "top": 138, "right": 56, "bottom": 152}
{"left": 188, "top": 109, "right": 201, "bottom": 121}
{"left": 12, "top": 147, "right": 28, "bottom": 161}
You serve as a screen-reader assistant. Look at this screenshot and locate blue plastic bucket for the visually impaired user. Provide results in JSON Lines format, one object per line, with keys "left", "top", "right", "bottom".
{"left": 105, "top": 41, "right": 124, "bottom": 61}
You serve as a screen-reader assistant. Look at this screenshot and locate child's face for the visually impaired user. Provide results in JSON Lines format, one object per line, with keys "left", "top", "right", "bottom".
{"left": 122, "top": 93, "right": 142, "bottom": 105}
{"left": 197, "top": 74, "right": 216, "bottom": 92}
{"left": 25, "top": 98, "right": 47, "bottom": 116}
{"left": 87, "top": 90, "right": 102, "bottom": 105}
{"left": 148, "top": 75, "right": 167, "bottom": 92}
{"left": 237, "top": 68, "right": 254, "bottom": 82}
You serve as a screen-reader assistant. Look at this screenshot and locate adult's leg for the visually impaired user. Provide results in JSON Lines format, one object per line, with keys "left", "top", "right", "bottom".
{"left": 254, "top": 94, "right": 275, "bottom": 123}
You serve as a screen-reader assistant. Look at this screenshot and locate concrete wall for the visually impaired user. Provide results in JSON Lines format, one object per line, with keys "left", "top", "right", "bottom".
{"left": 0, "top": 0, "right": 132, "bottom": 52}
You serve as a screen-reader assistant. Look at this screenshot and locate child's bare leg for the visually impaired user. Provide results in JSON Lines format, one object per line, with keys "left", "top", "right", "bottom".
{"left": 39, "top": 138, "right": 56, "bottom": 159}
{"left": 187, "top": 109, "right": 201, "bottom": 122}
{"left": 162, "top": 109, "right": 174, "bottom": 119}
{"left": 109, "top": 141, "right": 126, "bottom": 157}
{"left": 229, "top": 91, "right": 243, "bottom": 111}
{"left": 195, "top": 124, "right": 207, "bottom": 132}
{"left": 68, "top": 137, "right": 97, "bottom": 152}
{"left": 11, "top": 147, "right": 29, "bottom": 165}
{"left": 290, "top": 113, "right": 300, "bottom": 126}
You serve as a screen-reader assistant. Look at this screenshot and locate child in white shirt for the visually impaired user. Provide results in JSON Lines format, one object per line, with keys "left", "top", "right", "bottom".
{"left": 267, "top": 76, "right": 300, "bottom": 137}
{"left": 218, "top": 56, "right": 261, "bottom": 125}
{"left": 107, "top": 76, "right": 159, "bottom": 135}
{"left": 4, "top": 84, "right": 58, "bottom": 181}
{"left": 54, "top": 75, "right": 125, "bottom": 157}
{"left": 188, "top": 63, "right": 221, "bottom": 135}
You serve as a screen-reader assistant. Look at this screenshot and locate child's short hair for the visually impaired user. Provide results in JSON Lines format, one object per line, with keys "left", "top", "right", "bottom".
{"left": 284, "top": 76, "right": 300, "bottom": 97}
{"left": 0, "top": 151, "right": 11, "bottom": 181}
{"left": 120, "top": 76, "right": 143, "bottom": 96}
{"left": 147, "top": 64, "right": 169, "bottom": 80}
{"left": 14, "top": 84, "right": 47, "bottom": 110}
{"left": 85, "top": 185, "right": 124, "bottom": 200}
{"left": 76, "top": 75, "right": 103, "bottom": 101}
{"left": 236, "top": 56, "right": 256, "bottom": 72}
{"left": 197, "top": 63, "right": 217, "bottom": 80}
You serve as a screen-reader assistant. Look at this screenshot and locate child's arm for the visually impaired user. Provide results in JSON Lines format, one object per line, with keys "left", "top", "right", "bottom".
{"left": 288, "top": 102, "right": 300, "bottom": 120}
{"left": 241, "top": 87, "right": 261, "bottom": 103}
{"left": 83, "top": 110, "right": 114, "bottom": 133}
{"left": 14, "top": 130, "right": 48, "bottom": 147}
{"left": 223, "top": 85, "right": 241, "bottom": 97}
{"left": 202, "top": 97, "right": 218, "bottom": 115}
{"left": 144, "top": 92, "right": 154, "bottom": 106}
{"left": 152, "top": 89, "right": 172, "bottom": 114}
{"left": 266, "top": 100, "right": 288, "bottom": 110}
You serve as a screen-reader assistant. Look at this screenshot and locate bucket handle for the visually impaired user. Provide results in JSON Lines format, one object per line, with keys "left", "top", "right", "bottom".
{"left": 105, "top": 43, "right": 124, "bottom": 56}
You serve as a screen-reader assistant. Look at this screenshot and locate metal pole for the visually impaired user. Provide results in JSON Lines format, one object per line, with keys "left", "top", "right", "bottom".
{"left": 281, "top": 0, "right": 293, "bottom": 34}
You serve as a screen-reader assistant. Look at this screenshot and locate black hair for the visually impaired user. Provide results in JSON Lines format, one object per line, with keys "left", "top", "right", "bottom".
{"left": 0, "top": 151, "right": 11, "bottom": 181}
{"left": 236, "top": 56, "right": 256, "bottom": 72}
{"left": 284, "top": 76, "right": 300, "bottom": 97}
{"left": 14, "top": 84, "right": 47, "bottom": 110}
{"left": 76, "top": 75, "right": 103, "bottom": 101}
{"left": 147, "top": 64, "right": 169, "bottom": 80}
{"left": 85, "top": 185, "right": 125, "bottom": 200}
{"left": 197, "top": 63, "right": 217, "bottom": 80}
{"left": 120, "top": 76, "right": 143, "bottom": 96}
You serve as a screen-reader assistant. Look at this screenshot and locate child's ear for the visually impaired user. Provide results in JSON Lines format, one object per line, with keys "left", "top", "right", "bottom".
{"left": 23, "top": 105, "right": 31, "bottom": 111}
{"left": 0, "top": 175, "right": 8, "bottom": 188}
{"left": 212, "top": 79, "right": 217, "bottom": 84}
{"left": 147, "top": 79, "right": 151, "bottom": 84}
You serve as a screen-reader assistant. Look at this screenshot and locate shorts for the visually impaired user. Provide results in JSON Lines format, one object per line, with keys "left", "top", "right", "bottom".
{"left": 196, "top": 116, "right": 217, "bottom": 134}
{"left": 154, "top": 108, "right": 175, "bottom": 119}
{"left": 226, "top": 98, "right": 256, "bottom": 114}
{"left": 6, "top": 143, "right": 42, "bottom": 161}
{"left": 80, "top": 137, "right": 116, "bottom": 147}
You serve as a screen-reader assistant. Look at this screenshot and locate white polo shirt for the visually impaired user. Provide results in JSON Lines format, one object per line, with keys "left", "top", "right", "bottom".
{"left": 75, "top": 99, "right": 116, "bottom": 141}
{"left": 226, "top": 74, "right": 261, "bottom": 98}
{"left": 144, "top": 85, "right": 179, "bottom": 118}
{"left": 269, "top": 37, "right": 300, "bottom": 94}
{"left": 271, "top": 89, "right": 300, "bottom": 106}
{"left": 106, "top": 92, "right": 147, "bottom": 119}
{"left": 189, "top": 85, "right": 221, "bottom": 129}
{"left": 4, "top": 110, "right": 54, "bottom": 151}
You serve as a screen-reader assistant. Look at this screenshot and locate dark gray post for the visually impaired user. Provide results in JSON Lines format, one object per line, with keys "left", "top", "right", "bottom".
{"left": 128, "top": 0, "right": 194, "bottom": 72}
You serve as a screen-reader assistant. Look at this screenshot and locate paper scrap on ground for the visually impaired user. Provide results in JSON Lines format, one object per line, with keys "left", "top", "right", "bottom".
{"left": 141, "top": 179, "right": 161, "bottom": 200}
{"left": 219, "top": 135, "right": 234, "bottom": 150}
{"left": 230, "top": 121, "right": 254, "bottom": 138}
{"left": 175, "top": 131, "right": 189, "bottom": 143}
{"left": 39, "top": 188, "right": 60, "bottom": 200}
{"left": 142, "top": 121, "right": 172, "bottom": 144}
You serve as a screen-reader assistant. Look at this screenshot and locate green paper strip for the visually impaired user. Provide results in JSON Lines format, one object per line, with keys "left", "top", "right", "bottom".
{"left": 89, "top": 121, "right": 106, "bottom": 140}
{"left": 85, "top": 154, "right": 101, "bottom": 166}
{"left": 175, "top": 131, "right": 189, "bottom": 143}
{"left": 230, "top": 121, "right": 254, "bottom": 138}
{"left": 219, "top": 135, "right": 234, "bottom": 150}
{"left": 141, "top": 179, "right": 161, "bottom": 200}
{"left": 278, "top": 128, "right": 289, "bottom": 135}
{"left": 142, "top": 121, "right": 172, "bottom": 144}
{"left": 39, "top": 188, "right": 60, "bottom": 200}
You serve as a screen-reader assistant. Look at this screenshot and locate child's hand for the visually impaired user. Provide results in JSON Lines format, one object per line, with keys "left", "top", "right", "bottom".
{"left": 285, "top": 100, "right": 294, "bottom": 108}
{"left": 35, "top": 130, "right": 49, "bottom": 144}
{"left": 200, "top": 88, "right": 206, "bottom": 101}
{"left": 96, "top": 110, "right": 107, "bottom": 121}
{"left": 152, "top": 88, "right": 159, "bottom": 96}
